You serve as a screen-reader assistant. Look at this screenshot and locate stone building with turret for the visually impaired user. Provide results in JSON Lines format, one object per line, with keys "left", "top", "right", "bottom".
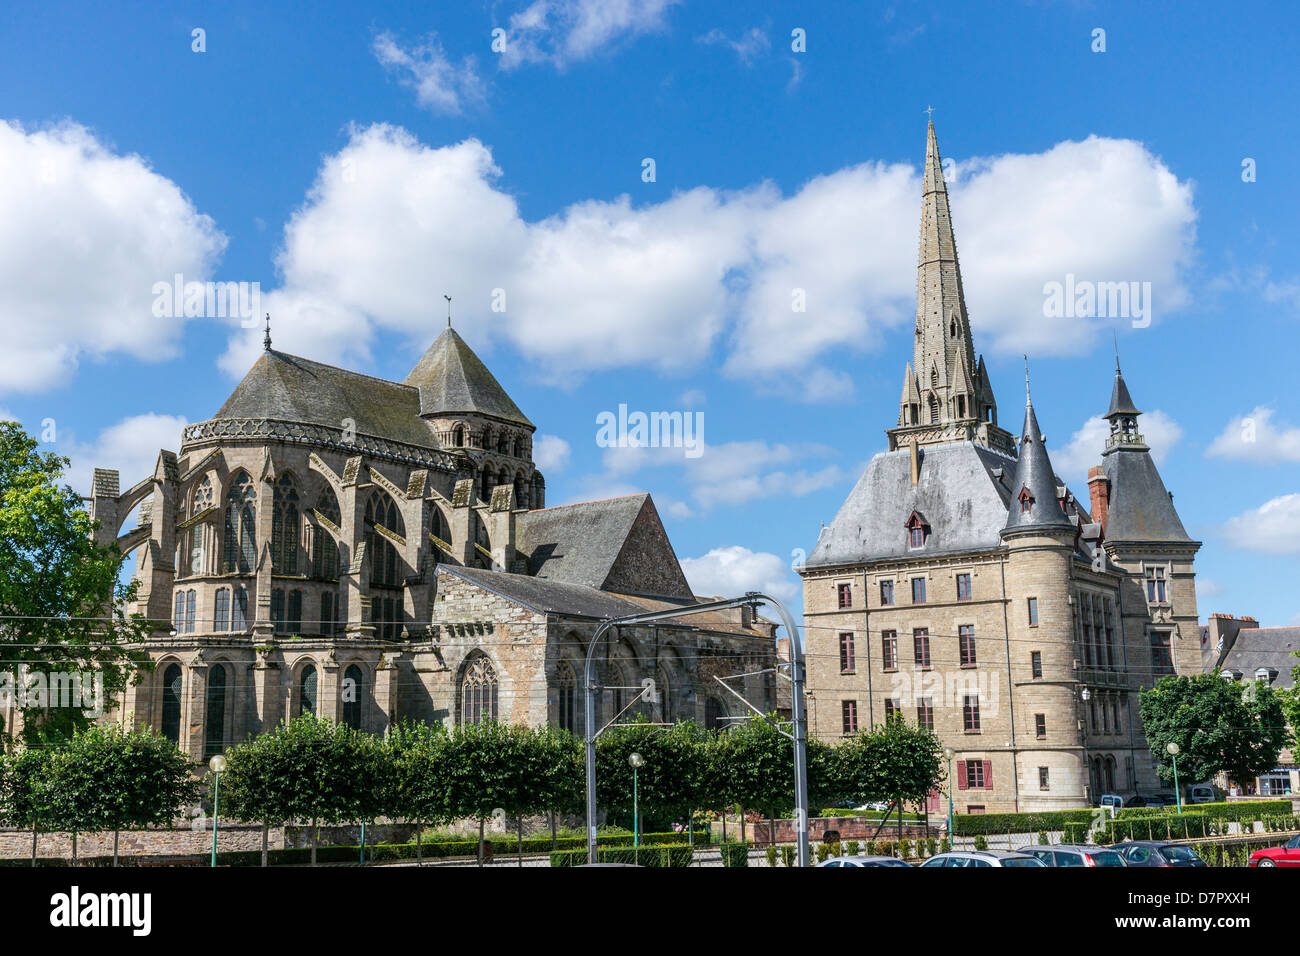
{"left": 58, "top": 325, "right": 775, "bottom": 760}
{"left": 800, "top": 122, "right": 1202, "bottom": 812}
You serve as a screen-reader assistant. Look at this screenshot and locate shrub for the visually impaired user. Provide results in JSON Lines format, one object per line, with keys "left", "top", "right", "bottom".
{"left": 898, "top": 838, "right": 912, "bottom": 860}
{"left": 765, "top": 845, "right": 778, "bottom": 868}
{"left": 878, "top": 840, "right": 894, "bottom": 858}
{"left": 829, "top": 841, "right": 842, "bottom": 858}
{"left": 815, "top": 842, "right": 830, "bottom": 863}
{"left": 782, "top": 845, "right": 796, "bottom": 866}
{"left": 973, "top": 835, "right": 989, "bottom": 851}
{"left": 939, "top": 837, "right": 950, "bottom": 853}
{"left": 925, "top": 837, "right": 937, "bottom": 857}
{"left": 864, "top": 839, "right": 876, "bottom": 855}
{"left": 1037, "top": 831, "right": 1048, "bottom": 845}
{"left": 721, "top": 842, "right": 749, "bottom": 868}
{"left": 550, "top": 844, "right": 693, "bottom": 867}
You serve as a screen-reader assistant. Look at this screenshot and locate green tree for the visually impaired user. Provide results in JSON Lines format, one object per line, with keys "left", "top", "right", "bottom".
{"left": 0, "top": 746, "right": 58, "bottom": 865}
{"left": 1139, "top": 672, "right": 1293, "bottom": 788}
{"left": 50, "top": 726, "right": 196, "bottom": 865}
{"left": 385, "top": 721, "right": 451, "bottom": 865}
{"left": 0, "top": 422, "right": 152, "bottom": 747}
{"left": 218, "top": 731, "right": 295, "bottom": 867}
{"left": 852, "top": 719, "right": 945, "bottom": 840}
{"left": 529, "top": 725, "right": 583, "bottom": 849}
{"left": 595, "top": 719, "right": 707, "bottom": 829}
{"left": 444, "top": 719, "right": 533, "bottom": 865}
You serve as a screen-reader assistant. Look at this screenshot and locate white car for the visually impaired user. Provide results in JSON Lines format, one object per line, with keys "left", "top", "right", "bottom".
{"left": 920, "top": 850, "right": 1045, "bottom": 868}
{"left": 818, "top": 855, "right": 912, "bottom": 868}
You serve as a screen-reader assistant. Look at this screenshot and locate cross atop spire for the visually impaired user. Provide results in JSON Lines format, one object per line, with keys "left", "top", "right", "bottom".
{"left": 924, "top": 103, "right": 935, "bottom": 123}
{"left": 263, "top": 313, "right": 271, "bottom": 351}
{"left": 444, "top": 294, "right": 452, "bottom": 329}
{"left": 1024, "top": 354, "right": 1031, "bottom": 405}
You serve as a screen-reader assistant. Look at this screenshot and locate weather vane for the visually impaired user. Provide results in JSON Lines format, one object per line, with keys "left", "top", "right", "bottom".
{"left": 444, "top": 294, "right": 452, "bottom": 328}
{"left": 263, "top": 313, "right": 271, "bottom": 351}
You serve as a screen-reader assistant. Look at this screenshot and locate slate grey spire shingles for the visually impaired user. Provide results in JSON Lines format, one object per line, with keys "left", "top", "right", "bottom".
{"left": 404, "top": 327, "right": 533, "bottom": 427}
{"left": 1001, "top": 392, "right": 1073, "bottom": 535}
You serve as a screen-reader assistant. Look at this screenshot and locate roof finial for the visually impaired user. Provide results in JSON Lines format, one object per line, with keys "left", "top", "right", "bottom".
{"left": 444, "top": 294, "right": 452, "bottom": 329}
{"left": 263, "top": 313, "right": 271, "bottom": 351}
{"left": 924, "top": 104, "right": 935, "bottom": 124}
{"left": 1113, "top": 328, "right": 1121, "bottom": 374}
{"left": 1024, "top": 354, "right": 1031, "bottom": 404}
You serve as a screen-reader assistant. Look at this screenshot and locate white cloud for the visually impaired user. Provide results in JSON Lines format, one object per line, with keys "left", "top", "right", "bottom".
{"left": 218, "top": 125, "right": 1196, "bottom": 389}
{"left": 58, "top": 412, "right": 189, "bottom": 498}
{"left": 531, "top": 433, "right": 571, "bottom": 473}
{"left": 1196, "top": 578, "right": 1224, "bottom": 600}
{"left": 680, "top": 545, "right": 798, "bottom": 602}
{"left": 373, "top": 32, "right": 486, "bottom": 115}
{"left": 499, "top": 0, "right": 679, "bottom": 70}
{"left": 696, "top": 27, "right": 770, "bottom": 64}
{"left": 0, "top": 121, "right": 226, "bottom": 394}
{"left": 1051, "top": 410, "right": 1183, "bottom": 484}
{"left": 1206, "top": 406, "right": 1300, "bottom": 464}
{"left": 1221, "top": 494, "right": 1300, "bottom": 555}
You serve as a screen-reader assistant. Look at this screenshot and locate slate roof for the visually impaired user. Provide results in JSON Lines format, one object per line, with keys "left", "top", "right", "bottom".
{"left": 214, "top": 350, "right": 438, "bottom": 449}
{"left": 806, "top": 441, "right": 1017, "bottom": 567}
{"left": 515, "top": 494, "right": 650, "bottom": 588}
{"left": 1101, "top": 445, "right": 1193, "bottom": 544}
{"left": 1105, "top": 368, "right": 1141, "bottom": 419}
{"left": 404, "top": 328, "right": 533, "bottom": 428}
{"left": 1219, "top": 627, "right": 1300, "bottom": 689}
{"left": 1002, "top": 399, "right": 1074, "bottom": 535}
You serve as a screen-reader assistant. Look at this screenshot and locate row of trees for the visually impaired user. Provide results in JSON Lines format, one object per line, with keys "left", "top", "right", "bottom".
{"left": 1, "top": 714, "right": 946, "bottom": 865}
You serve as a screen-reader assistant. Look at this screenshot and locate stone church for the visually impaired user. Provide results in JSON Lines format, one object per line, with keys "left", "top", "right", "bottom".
{"left": 83, "top": 324, "right": 775, "bottom": 759}
{"left": 800, "top": 122, "right": 1202, "bottom": 812}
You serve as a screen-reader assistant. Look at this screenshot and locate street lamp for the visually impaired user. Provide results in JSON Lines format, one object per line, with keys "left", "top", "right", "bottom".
{"left": 209, "top": 754, "right": 227, "bottom": 867}
{"left": 1167, "top": 742, "right": 1182, "bottom": 813}
{"left": 629, "top": 752, "right": 645, "bottom": 856}
{"left": 946, "top": 749, "right": 956, "bottom": 842}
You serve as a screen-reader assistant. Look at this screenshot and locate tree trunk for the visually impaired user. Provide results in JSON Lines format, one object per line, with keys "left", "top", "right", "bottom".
{"left": 517, "top": 817, "right": 523, "bottom": 867}
{"left": 30, "top": 828, "right": 37, "bottom": 868}
{"left": 740, "top": 805, "right": 746, "bottom": 845}
{"left": 896, "top": 798, "right": 903, "bottom": 846}
{"left": 311, "top": 821, "right": 318, "bottom": 867}
{"left": 769, "top": 806, "right": 777, "bottom": 850}
{"left": 722, "top": 810, "right": 727, "bottom": 844}
{"left": 359, "top": 821, "right": 367, "bottom": 866}
{"left": 869, "top": 802, "right": 893, "bottom": 840}
{"left": 477, "top": 817, "right": 484, "bottom": 867}
{"left": 416, "top": 823, "right": 423, "bottom": 866}
{"left": 550, "top": 810, "right": 557, "bottom": 850}
{"left": 71, "top": 832, "right": 77, "bottom": 866}
{"left": 261, "top": 824, "right": 268, "bottom": 868}
{"left": 113, "top": 829, "right": 119, "bottom": 867}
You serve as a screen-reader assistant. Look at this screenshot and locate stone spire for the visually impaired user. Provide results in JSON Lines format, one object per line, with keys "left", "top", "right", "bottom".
{"left": 888, "top": 120, "right": 1013, "bottom": 456}
{"left": 1002, "top": 362, "right": 1072, "bottom": 536}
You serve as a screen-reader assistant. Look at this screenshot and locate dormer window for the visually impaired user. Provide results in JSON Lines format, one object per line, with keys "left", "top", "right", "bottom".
{"left": 1018, "top": 487, "right": 1034, "bottom": 514}
{"left": 905, "top": 511, "right": 929, "bottom": 549}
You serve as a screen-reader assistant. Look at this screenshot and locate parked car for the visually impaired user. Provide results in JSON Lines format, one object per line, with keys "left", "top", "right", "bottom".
{"left": 1187, "top": 784, "right": 1216, "bottom": 804}
{"left": 856, "top": 800, "right": 891, "bottom": 813}
{"left": 1098, "top": 793, "right": 1125, "bottom": 813}
{"left": 1025, "top": 845, "right": 1127, "bottom": 867}
{"left": 1125, "top": 794, "right": 1155, "bottom": 808}
{"left": 1249, "top": 834, "right": 1300, "bottom": 867}
{"left": 1116, "top": 841, "right": 1208, "bottom": 867}
{"left": 818, "top": 855, "right": 912, "bottom": 868}
{"left": 920, "top": 850, "right": 1045, "bottom": 868}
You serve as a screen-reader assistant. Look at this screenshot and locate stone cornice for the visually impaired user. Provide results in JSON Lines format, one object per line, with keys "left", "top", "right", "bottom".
{"left": 182, "top": 418, "right": 459, "bottom": 473}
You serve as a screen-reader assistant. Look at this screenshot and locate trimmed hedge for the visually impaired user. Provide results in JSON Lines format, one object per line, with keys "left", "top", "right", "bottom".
{"left": 721, "top": 842, "right": 750, "bottom": 867}
{"left": 955, "top": 800, "right": 1295, "bottom": 837}
{"left": 954, "top": 810, "right": 1095, "bottom": 836}
{"left": 549, "top": 845, "right": 694, "bottom": 867}
{"left": 1096, "top": 815, "right": 1212, "bottom": 844}
{"left": 1115, "top": 800, "right": 1291, "bottom": 821}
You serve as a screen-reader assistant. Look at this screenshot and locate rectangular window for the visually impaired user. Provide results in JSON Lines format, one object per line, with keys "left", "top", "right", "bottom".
{"left": 967, "top": 805, "right": 986, "bottom": 815}
{"left": 913, "top": 628, "right": 931, "bottom": 668}
{"left": 965, "top": 760, "right": 985, "bottom": 789}
{"left": 879, "top": 580, "right": 894, "bottom": 606}
{"left": 288, "top": 589, "right": 303, "bottom": 634}
{"left": 1035, "top": 713, "right": 1046, "bottom": 738}
{"left": 916, "top": 697, "right": 934, "bottom": 731}
{"left": 839, "top": 632, "right": 856, "bottom": 673}
{"left": 271, "top": 588, "right": 285, "bottom": 634}
{"left": 884, "top": 698, "right": 900, "bottom": 724}
{"left": 882, "top": 631, "right": 897, "bottom": 671}
{"left": 232, "top": 587, "right": 248, "bottom": 630}
{"left": 963, "top": 695, "right": 981, "bottom": 732}
{"left": 909, "top": 526, "right": 925, "bottom": 548}
{"left": 1031, "top": 650, "right": 1043, "bottom": 679}
{"left": 1039, "top": 767, "right": 1050, "bottom": 790}
{"left": 837, "top": 582, "right": 852, "bottom": 609}
{"left": 956, "top": 573, "right": 972, "bottom": 601}
{"left": 959, "top": 625, "right": 976, "bottom": 666}
{"left": 841, "top": 700, "right": 858, "bottom": 734}
{"left": 1027, "top": 597, "right": 1039, "bottom": 626}
{"left": 1151, "top": 632, "right": 1174, "bottom": 675}
{"left": 214, "top": 588, "right": 230, "bottom": 631}
{"left": 1144, "top": 566, "right": 1168, "bottom": 603}
{"left": 185, "top": 590, "right": 196, "bottom": 634}
{"left": 173, "top": 592, "right": 185, "bottom": 632}
{"left": 912, "top": 577, "right": 927, "bottom": 603}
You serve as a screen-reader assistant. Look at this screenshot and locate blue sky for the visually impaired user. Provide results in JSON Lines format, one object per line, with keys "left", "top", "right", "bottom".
{"left": 1, "top": 0, "right": 1298, "bottom": 629}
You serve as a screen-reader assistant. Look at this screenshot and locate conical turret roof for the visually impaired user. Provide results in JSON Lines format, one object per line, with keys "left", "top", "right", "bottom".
{"left": 1002, "top": 384, "right": 1072, "bottom": 536}
{"left": 1104, "top": 366, "right": 1141, "bottom": 420}
{"left": 404, "top": 327, "right": 533, "bottom": 428}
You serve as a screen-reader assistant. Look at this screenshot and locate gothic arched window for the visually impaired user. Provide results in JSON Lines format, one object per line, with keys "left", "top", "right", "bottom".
{"left": 452, "top": 425, "right": 465, "bottom": 447}
{"left": 223, "top": 471, "right": 256, "bottom": 573}
{"left": 214, "top": 587, "right": 230, "bottom": 631}
{"left": 470, "top": 511, "right": 492, "bottom": 570}
{"left": 656, "top": 663, "right": 674, "bottom": 723}
{"left": 364, "top": 490, "right": 403, "bottom": 588}
{"left": 497, "top": 432, "right": 510, "bottom": 454}
{"left": 192, "top": 475, "right": 214, "bottom": 514}
{"left": 514, "top": 471, "right": 527, "bottom": 509}
{"left": 312, "top": 485, "right": 341, "bottom": 581}
{"left": 705, "top": 696, "right": 728, "bottom": 731}
{"left": 297, "top": 664, "right": 318, "bottom": 718}
{"left": 204, "top": 663, "right": 227, "bottom": 759}
{"left": 160, "top": 664, "right": 182, "bottom": 744}
{"left": 430, "top": 506, "right": 451, "bottom": 548}
{"left": 461, "top": 655, "right": 498, "bottom": 724}
{"left": 342, "top": 663, "right": 365, "bottom": 730}
{"left": 272, "top": 475, "right": 300, "bottom": 573}
{"left": 556, "top": 660, "right": 577, "bottom": 734}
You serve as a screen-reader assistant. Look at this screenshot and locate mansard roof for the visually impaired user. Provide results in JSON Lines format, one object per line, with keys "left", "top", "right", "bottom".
{"left": 1218, "top": 627, "right": 1299, "bottom": 689}
{"left": 214, "top": 349, "right": 438, "bottom": 449}
{"left": 404, "top": 327, "right": 533, "bottom": 428}
{"left": 515, "top": 493, "right": 693, "bottom": 599}
{"left": 805, "top": 441, "right": 1016, "bottom": 567}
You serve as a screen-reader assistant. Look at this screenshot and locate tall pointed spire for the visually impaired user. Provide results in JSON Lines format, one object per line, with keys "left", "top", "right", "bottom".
{"left": 1002, "top": 360, "right": 1072, "bottom": 535}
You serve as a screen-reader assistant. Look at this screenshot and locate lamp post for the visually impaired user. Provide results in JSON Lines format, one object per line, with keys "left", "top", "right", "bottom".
{"left": 209, "top": 754, "right": 227, "bottom": 867}
{"left": 1167, "top": 742, "right": 1182, "bottom": 813}
{"left": 629, "top": 752, "right": 644, "bottom": 860}
{"left": 943, "top": 748, "right": 954, "bottom": 843}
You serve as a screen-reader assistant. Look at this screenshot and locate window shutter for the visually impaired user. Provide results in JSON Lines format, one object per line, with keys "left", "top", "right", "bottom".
{"left": 957, "top": 760, "right": 968, "bottom": 790}
{"left": 983, "top": 760, "right": 993, "bottom": 789}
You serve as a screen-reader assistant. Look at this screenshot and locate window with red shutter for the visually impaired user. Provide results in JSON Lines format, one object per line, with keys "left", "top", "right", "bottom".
{"left": 957, "top": 760, "right": 968, "bottom": 790}
{"left": 983, "top": 760, "right": 993, "bottom": 790}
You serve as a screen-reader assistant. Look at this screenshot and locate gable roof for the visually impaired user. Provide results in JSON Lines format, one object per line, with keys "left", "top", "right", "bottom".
{"left": 404, "top": 328, "right": 533, "bottom": 428}
{"left": 514, "top": 493, "right": 693, "bottom": 598}
{"left": 214, "top": 350, "right": 438, "bottom": 449}
{"left": 806, "top": 441, "right": 1016, "bottom": 566}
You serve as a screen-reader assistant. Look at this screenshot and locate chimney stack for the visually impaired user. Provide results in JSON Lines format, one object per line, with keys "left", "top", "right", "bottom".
{"left": 1087, "top": 466, "right": 1110, "bottom": 534}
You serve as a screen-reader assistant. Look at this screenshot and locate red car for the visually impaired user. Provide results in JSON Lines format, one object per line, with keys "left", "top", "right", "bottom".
{"left": 1249, "top": 835, "right": 1300, "bottom": 867}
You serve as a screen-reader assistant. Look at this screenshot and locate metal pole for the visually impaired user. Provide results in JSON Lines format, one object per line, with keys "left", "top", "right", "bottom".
{"left": 360, "top": 822, "right": 366, "bottom": 866}
{"left": 1172, "top": 754, "right": 1182, "bottom": 814}
{"left": 210, "top": 772, "right": 220, "bottom": 868}
{"left": 633, "top": 766, "right": 640, "bottom": 849}
{"left": 947, "top": 756, "right": 954, "bottom": 842}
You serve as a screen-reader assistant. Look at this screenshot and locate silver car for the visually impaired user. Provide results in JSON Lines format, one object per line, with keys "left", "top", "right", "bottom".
{"left": 818, "top": 855, "right": 912, "bottom": 868}
{"left": 920, "top": 850, "right": 1045, "bottom": 868}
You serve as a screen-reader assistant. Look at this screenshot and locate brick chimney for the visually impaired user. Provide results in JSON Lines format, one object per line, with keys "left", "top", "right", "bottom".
{"left": 1087, "top": 466, "right": 1110, "bottom": 534}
